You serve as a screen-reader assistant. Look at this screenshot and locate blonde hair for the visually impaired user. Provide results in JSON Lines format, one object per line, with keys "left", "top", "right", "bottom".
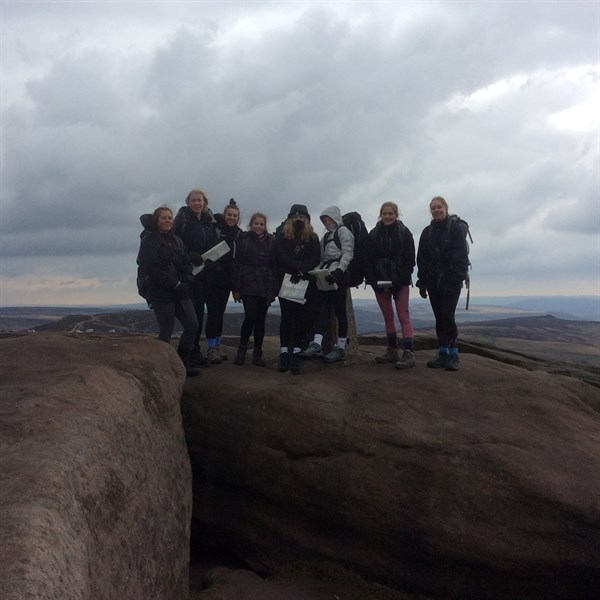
{"left": 282, "top": 217, "right": 315, "bottom": 241}
{"left": 185, "top": 188, "right": 209, "bottom": 207}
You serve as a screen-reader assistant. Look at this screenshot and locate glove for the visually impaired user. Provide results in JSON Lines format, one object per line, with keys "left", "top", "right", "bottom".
{"left": 174, "top": 282, "right": 190, "bottom": 300}
{"left": 232, "top": 292, "right": 241, "bottom": 303}
{"left": 189, "top": 253, "right": 203, "bottom": 267}
{"left": 290, "top": 272, "right": 301, "bottom": 284}
{"left": 202, "top": 258, "right": 214, "bottom": 271}
{"left": 419, "top": 286, "right": 427, "bottom": 299}
{"left": 327, "top": 268, "right": 344, "bottom": 284}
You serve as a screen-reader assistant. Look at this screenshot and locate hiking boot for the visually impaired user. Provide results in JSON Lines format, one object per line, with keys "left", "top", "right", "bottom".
{"left": 278, "top": 352, "right": 290, "bottom": 373}
{"left": 189, "top": 348, "right": 209, "bottom": 368}
{"left": 177, "top": 350, "right": 200, "bottom": 377}
{"left": 375, "top": 347, "right": 399, "bottom": 364}
{"left": 299, "top": 341, "right": 323, "bottom": 358}
{"left": 323, "top": 345, "right": 345, "bottom": 363}
{"left": 233, "top": 346, "right": 247, "bottom": 366}
{"left": 395, "top": 349, "right": 416, "bottom": 370}
{"left": 252, "top": 349, "right": 266, "bottom": 367}
{"left": 427, "top": 352, "right": 449, "bottom": 369}
{"left": 215, "top": 345, "right": 228, "bottom": 361}
{"left": 445, "top": 353, "right": 460, "bottom": 371}
{"left": 290, "top": 353, "right": 303, "bottom": 374}
{"left": 208, "top": 347, "right": 222, "bottom": 365}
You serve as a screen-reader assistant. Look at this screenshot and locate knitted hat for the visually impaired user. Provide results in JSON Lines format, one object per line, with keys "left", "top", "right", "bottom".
{"left": 287, "top": 204, "right": 311, "bottom": 221}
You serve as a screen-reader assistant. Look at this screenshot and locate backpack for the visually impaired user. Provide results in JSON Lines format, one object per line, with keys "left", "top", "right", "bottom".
{"left": 447, "top": 214, "right": 474, "bottom": 308}
{"left": 136, "top": 267, "right": 150, "bottom": 299}
{"left": 333, "top": 211, "right": 370, "bottom": 288}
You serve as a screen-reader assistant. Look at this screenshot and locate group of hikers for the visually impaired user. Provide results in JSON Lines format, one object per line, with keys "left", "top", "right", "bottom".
{"left": 136, "top": 189, "right": 471, "bottom": 377}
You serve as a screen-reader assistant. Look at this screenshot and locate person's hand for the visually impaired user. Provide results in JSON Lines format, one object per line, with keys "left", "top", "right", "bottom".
{"left": 232, "top": 292, "right": 241, "bottom": 303}
{"left": 325, "top": 275, "right": 336, "bottom": 284}
{"left": 327, "top": 268, "right": 344, "bottom": 284}
{"left": 290, "top": 272, "right": 301, "bottom": 284}
{"left": 371, "top": 284, "right": 383, "bottom": 294}
{"left": 189, "top": 252, "right": 203, "bottom": 267}
{"left": 419, "top": 286, "right": 427, "bottom": 299}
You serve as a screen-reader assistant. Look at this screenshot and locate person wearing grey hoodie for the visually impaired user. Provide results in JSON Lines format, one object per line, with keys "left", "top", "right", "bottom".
{"left": 300, "top": 206, "right": 354, "bottom": 363}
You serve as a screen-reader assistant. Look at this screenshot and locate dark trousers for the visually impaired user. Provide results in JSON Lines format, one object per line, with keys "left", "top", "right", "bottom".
{"left": 191, "top": 280, "right": 220, "bottom": 347}
{"left": 279, "top": 297, "right": 311, "bottom": 350}
{"left": 427, "top": 284, "right": 461, "bottom": 347}
{"left": 315, "top": 286, "right": 349, "bottom": 338}
{"left": 240, "top": 295, "right": 269, "bottom": 349}
{"left": 152, "top": 297, "right": 198, "bottom": 351}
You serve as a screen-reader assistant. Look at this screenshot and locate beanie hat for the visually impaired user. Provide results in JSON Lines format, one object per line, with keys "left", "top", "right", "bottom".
{"left": 288, "top": 204, "right": 311, "bottom": 222}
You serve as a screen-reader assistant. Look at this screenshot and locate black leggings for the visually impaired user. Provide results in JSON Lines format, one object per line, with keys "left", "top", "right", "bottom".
{"left": 315, "top": 287, "right": 349, "bottom": 338}
{"left": 427, "top": 284, "right": 461, "bottom": 347}
{"left": 240, "top": 296, "right": 269, "bottom": 349}
{"left": 152, "top": 297, "right": 198, "bottom": 351}
{"left": 191, "top": 281, "right": 220, "bottom": 348}
{"left": 279, "top": 297, "right": 311, "bottom": 350}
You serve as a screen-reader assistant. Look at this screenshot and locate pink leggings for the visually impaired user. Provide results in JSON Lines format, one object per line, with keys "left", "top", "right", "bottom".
{"left": 375, "top": 286, "right": 413, "bottom": 340}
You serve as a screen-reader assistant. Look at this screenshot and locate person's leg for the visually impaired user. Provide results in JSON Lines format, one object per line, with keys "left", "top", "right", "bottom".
{"left": 191, "top": 280, "right": 206, "bottom": 351}
{"left": 278, "top": 297, "right": 292, "bottom": 372}
{"left": 300, "top": 291, "right": 328, "bottom": 357}
{"left": 393, "top": 286, "right": 416, "bottom": 369}
{"left": 374, "top": 290, "right": 399, "bottom": 363}
{"left": 240, "top": 295, "right": 259, "bottom": 347}
{"left": 441, "top": 284, "right": 462, "bottom": 371}
{"left": 251, "top": 297, "right": 269, "bottom": 367}
{"left": 175, "top": 297, "right": 199, "bottom": 352}
{"left": 426, "top": 286, "right": 449, "bottom": 368}
{"left": 152, "top": 301, "right": 176, "bottom": 344}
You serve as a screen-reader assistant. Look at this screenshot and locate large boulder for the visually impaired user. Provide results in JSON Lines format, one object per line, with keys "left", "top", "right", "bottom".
{"left": 182, "top": 347, "right": 600, "bottom": 600}
{"left": 0, "top": 333, "right": 192, "bottom": 600}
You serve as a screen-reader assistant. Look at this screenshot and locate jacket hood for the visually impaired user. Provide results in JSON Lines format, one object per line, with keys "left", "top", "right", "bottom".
{"left": 140, "top": 213, "right": 153, "bottom": 232}
{"left": 320, "top": 205, "right": 343, "bottom": 226}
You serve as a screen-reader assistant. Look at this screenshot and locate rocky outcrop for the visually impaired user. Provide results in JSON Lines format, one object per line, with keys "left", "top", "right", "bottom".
{"left": 182, "top": 346, "right": 600, "bottom": 600}
{"left": 0, "top": 333, "right": 192, "bottom": 600}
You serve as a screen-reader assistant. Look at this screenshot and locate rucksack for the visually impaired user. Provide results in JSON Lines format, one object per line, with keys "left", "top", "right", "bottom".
{"left": 447, "top": 214, "right": 474, "bottom": 308}
{"left": 332, "top": 211, "right": 370, "bottom": 288}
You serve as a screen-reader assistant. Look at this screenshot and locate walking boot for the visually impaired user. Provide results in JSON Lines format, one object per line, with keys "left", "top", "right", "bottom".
{"left": 233, "top": 345, "right": 247, "bottom": 366}
{"left": 189, "top": 347, "right": 209, "bottom": 368}
{"left": 252, "top": 349, "right": 266, "bottom": 367}
{"left": 177, "top": 349, "right": 200, "bottom": 377}
{"left": 278, "top": 352, "right": 290, "bottom": 373}
{"left": 208, "top": 347, "right": 222, "bottom": 365}
{"left": 375, "top": 347, "right": 399, "bottom": 363}
{"left": 445, "top": 352, "right": 460, "bottom": 371}
{"left": 427, "top": 351, "right": 449, "bottom": 369}
{"left": 290, "top": 352, "right": 303, "bottom": 374}
{"left": 395, "top": 349, "right": 416, "bottom": 370}
{"left": 216, "top": 345, "right": 228, "bottom": 361}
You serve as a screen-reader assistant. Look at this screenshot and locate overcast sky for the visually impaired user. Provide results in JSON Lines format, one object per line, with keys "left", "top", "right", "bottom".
{"left": 1, "top": 1, "right": 598, "bottom": 306}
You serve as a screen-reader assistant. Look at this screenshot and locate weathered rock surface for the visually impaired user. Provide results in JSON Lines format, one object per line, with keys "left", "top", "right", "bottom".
{"left": 0, "top": 333, "right": 192, "bottom": 600}
{"left": 182, "top": 345, "right": 600, "bottom": 600}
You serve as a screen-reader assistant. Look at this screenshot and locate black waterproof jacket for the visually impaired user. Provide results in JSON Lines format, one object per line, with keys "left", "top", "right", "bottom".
{"left": 416, "top": 216, "right": 469, "bottom": 291}
{"left": 212, "top": 213, "right": 242, "bottom": 289}
{"left": 137, "top": 215, "right": 194, "bottom": 303}
{"left": 173, "top": 206, "right": 218, "bottom": 266}
{"left": 365, "top": 220, "right": 415, "bottom": 290}
{"left": 232, "top": 231, "right": 276, "bottom": 298}
{"left": 273, "top": 230, "right": 320, "bottom": 288}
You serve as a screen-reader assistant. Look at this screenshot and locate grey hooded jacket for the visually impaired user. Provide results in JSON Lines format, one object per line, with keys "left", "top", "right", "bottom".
{"left": 319, "top": 206, "right": 354, "bottom": 273}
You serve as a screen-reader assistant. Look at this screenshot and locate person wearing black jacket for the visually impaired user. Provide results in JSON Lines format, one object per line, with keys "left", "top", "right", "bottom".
{"left": 231, "top": 212, "right": 275, "bottom": 367}
{"left": 273, "top": 204, "right": 320, "bottom": 374}
{"left": 137, "top": 206, "right": 199, "bottom": 376}
{"left": 211, "top": 199, "right": 243, "bottom": 363}
{"left": 365, "top": 201, "right": 416, "bottom": 369}
{"left": 416, "top": 196, "right": 470, "bottom": 371}
{"left": 173, "top": 189, "right": 219, "bottom": 368}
